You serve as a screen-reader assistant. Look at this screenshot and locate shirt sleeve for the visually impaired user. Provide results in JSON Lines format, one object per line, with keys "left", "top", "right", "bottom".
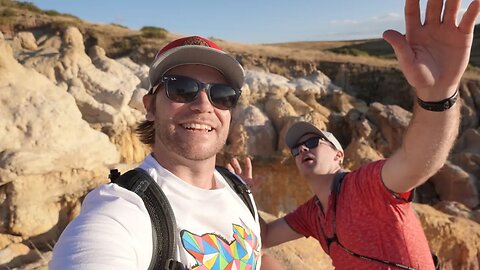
{"left": 283, "top": 197, "right": 318, "bottom": 238}
{"left": 49, "top": 184, "right": 153, "bottom": 270}
{"left": 349, "top": 160, "right": 413, "bottom": 208}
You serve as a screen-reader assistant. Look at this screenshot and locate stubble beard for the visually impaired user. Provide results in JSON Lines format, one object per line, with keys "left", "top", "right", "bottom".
{"left": 155, "top": 122, "right": 227, "bottom": 161}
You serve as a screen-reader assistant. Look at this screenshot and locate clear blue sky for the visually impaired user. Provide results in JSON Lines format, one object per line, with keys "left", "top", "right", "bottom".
{"left": 27, "top": 0, "right": 478, "bottom": 44}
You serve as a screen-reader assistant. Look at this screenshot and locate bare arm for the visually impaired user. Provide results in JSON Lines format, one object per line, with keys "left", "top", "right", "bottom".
{"left": 226, "top": 157, "right": 303, "bottom": 248}
{"left": 260, "top": 217, "right": 303, "bottom": 248}
{"left": 381, "top": 0, "right": 480, "bottom": 193}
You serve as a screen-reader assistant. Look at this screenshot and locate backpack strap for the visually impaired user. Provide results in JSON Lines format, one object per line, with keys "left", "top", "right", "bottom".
{"left": 215, "top": 166, "right": 256, "bottom": 218}
{"left": 109, "top": 169, "right": 184, "bottom": 270}
{"left": 331, "top": 171, "right": 348, "bottom": 196}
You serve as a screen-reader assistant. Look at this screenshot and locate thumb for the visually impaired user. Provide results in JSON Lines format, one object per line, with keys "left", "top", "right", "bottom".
{"left": 383, "top": 30, "right": 414, "bottom": 67}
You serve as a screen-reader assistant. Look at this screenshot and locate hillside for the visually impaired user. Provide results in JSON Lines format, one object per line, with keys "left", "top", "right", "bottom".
{"left": 271, "top": 23, "right": 480, "bottom": 67}
{"left": 1, "top": 0, "right": 479, "bottom": 71}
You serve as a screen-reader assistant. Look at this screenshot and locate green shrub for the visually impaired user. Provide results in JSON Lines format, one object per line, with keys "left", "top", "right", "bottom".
{"left": 331, "top": 47, "right": 370, "bottom": 57}
{"left": 1, "top": 7, "right": 16, "bottom": 16}
{"left": 110, "top": 23, "right": 128, "bottom": 29}
{"left": 140, "top": 26, "right": 167, "bottom": 39}
{"left": 0, "top": 0, "right": 13, "bottom": 7}
{"left": 43, "top": 9, "right": 79, "bottom": 19}
{"left": 16, "top": 1, "right": 42, "bottom": 13}
{"left": 43, "top": 9, "right": 61, "bottom": 16}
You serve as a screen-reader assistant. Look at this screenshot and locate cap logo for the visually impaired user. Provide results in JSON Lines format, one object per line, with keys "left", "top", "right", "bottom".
{"left": 182, "top": 36, "right": 211, "bottom": 47}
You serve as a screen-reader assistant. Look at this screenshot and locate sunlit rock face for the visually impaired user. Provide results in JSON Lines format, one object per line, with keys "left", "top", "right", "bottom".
{"left": 1, "top": 24, "right": 480, "bottom": 269}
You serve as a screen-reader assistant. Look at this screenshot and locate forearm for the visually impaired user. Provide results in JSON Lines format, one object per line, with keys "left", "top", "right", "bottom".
{"left": 260, "top": 217, "right": 302, "bottom": 248}
{"left": 383, "top": 88, "right": 460, "bottom": 192}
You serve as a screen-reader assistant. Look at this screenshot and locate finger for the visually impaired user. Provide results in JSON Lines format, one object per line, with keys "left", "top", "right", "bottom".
{"left": 225, "top": 163, "right": 235, "bottom": 173}
{"left": 458, "top": 0, "right": 480, "bottom": 34}
{"left": 231, "top": 157, "right": 242, "bottom": 175}
{"left": 405, "top": 0, "right": 422, "bottom": 34}
{"left": 383, "top": 30, "right": 416, "bottom": 67}
{"left": 443, "top": 0, "right": 461, "bottom": 25}
{"left": 425, "top": 0, "right": 444, "bottom": 25}
{"left": 244, "top": 157, "right": 253, "bottom": 179}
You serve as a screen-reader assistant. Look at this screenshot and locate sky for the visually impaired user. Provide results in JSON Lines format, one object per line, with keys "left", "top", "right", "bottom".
{"left": 27, "top": 0, "right": 480, "bottom": 44}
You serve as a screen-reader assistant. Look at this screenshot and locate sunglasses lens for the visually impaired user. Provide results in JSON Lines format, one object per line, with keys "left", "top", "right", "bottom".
{"left": 305, "top": 137, "right": 320, "bottom": 149}
{"left": 163, "top": 76, "right": 239, "bottom": 110}
{"left": 166, "top": 77, "right": 199, "bottom": 103}
{"left": 209, "top": 85, "right": 239, "bottom": 109}
{"left": 290, "top": 137, "right": 321, "bottom": 157}
{"left": 291, "top": 147, "right": 300, "bottom": 157}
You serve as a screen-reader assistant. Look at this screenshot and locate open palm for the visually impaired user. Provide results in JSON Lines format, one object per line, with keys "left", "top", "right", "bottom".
{"left": 383, "top": 0, "right": 480, "bottom": 100}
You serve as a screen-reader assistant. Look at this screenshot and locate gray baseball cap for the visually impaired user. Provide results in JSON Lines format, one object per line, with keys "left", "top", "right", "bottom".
{"left": 285, "top": 121, "right": 343, "bottom": 153}
{"left": 148, "top": 36, "right": 244, "bottom": 91}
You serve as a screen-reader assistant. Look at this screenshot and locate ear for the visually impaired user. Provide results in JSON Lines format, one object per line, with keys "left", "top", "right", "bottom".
{"left": 334, "top": 151, "right": 344, "bottom": 163}
{"left": 143, "top": 94, "right": 155, "bottom": 121}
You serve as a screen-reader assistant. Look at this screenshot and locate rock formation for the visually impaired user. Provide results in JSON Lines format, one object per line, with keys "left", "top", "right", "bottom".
{"left": 1, "top": 24, "right": 480, "bottom": 269}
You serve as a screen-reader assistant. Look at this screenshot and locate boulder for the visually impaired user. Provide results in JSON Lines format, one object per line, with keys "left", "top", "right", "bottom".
{"left": 13, "top": 32, "right": 37, "bottom": 51}
{"left": 0, "top": 38, "right": 119, "bottom": 239}
{"left": 414, "top": 203, "right": 480, "bottom": 270}
{"left": 430, "top": 162, "right": 479, "bottom": 209}
{"left": 229, "top": 104, "right": 277, "bottom": 158}
{"left": 366, "top": 102, "right": 411, "bottom": 156}
{"left": 434, "top": 201, "right": 480, "bottom": 223}
{"left": 20, "top": 27, "right": 144, "bottom": 130}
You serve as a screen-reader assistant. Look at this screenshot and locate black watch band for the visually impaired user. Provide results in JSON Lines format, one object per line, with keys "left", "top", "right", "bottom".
{"left": 417, "top": 89, "right": 459, "bottom": 112}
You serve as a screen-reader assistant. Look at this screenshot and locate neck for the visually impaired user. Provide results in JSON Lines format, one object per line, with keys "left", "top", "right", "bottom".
{"left": 306, "top": 168, "right": 342, "bottom": 210}
{"left": 152, "top": 147, "right": 217, "bottom": 190}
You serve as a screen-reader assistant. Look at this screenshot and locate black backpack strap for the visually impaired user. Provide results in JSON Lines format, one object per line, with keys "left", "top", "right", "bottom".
{"left": 215, "top": 166, "right": 256, "bottom": 218}
{"left": 331, "top": 171, "right": 348, "bottom": 196}
{"left": 109, "top": 169, "right": 184, "bottom": 270}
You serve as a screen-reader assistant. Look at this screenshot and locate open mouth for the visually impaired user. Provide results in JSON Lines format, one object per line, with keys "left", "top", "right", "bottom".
{"left": 302, "top": 154, "right": 315, "bottom": 163}
{"left": 181, "top": 123, "right": 213, "bottom": 132}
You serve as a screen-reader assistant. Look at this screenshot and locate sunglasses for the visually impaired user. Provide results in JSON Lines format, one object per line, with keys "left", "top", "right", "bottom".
{"left": 153, "top": 75, "right": 241, "bottom": 110}
{"left": 290, "top": 137, "right": 335, "bottom": 157}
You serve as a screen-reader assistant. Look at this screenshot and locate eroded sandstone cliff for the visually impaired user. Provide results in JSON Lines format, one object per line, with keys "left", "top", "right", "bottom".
{"left": 0, "top": 6, "right": 480, "bottom": 269}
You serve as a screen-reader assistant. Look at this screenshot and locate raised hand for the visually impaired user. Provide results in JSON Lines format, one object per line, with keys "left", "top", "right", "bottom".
{"left": 225, "top": 157, "right": 266, "bottom": 193}
{"left": 383, "top": 0, "right": 480, "bottom": 101}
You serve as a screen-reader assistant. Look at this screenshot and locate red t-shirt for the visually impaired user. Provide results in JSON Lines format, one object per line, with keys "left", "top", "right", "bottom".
{"left": 284, "top": 160, "right": 435, "bottom": 270}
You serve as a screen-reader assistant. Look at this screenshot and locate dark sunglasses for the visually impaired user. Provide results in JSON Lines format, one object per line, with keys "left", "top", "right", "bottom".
{"left": 290, "top": 137, "right": 335, "bottom": 157}
{"left": 153, "top": 75, "right": 241, "bottom": 110}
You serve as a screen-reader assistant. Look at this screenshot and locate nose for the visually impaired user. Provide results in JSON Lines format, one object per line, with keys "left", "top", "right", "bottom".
{"left": 189, "top": 88, "right": 213, "bottom": 112}
{"left": 298, "top": 144, "right": 309, "bottom": 153}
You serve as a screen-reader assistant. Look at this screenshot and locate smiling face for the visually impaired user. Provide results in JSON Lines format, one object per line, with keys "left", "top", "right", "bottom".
{"left": 293, "top": 133, "right": 344, "bottom": 177}
{"left": 143, "top": 64, "right": 232, "bottom": 162}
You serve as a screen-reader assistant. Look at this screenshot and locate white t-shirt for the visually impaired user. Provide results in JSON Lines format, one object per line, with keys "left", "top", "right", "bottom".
{"left": 49, "top": 154, "right": 262, "bottom": 270}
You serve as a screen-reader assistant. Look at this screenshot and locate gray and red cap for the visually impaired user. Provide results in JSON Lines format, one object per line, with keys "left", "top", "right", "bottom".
{"left": 148, "top": 36, "right": 245, "bottom": 91}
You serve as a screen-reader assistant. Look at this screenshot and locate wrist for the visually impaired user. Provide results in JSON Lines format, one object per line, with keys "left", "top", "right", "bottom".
{"left": 416, "top": 89, "right": 459, "bottom": 112}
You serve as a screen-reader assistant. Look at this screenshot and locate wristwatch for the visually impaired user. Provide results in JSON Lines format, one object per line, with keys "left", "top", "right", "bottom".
{"left": 417, "top": 89, "right": 459, "bottom": 112}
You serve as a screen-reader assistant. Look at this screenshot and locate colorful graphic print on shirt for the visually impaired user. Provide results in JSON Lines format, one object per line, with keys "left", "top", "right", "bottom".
{"left": 181, "top": 223, "right": 260, "bottom": 270}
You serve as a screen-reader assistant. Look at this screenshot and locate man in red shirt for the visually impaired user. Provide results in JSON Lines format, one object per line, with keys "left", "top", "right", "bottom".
{"left": 228, "top": 0, "right": 480, "bottom": 269}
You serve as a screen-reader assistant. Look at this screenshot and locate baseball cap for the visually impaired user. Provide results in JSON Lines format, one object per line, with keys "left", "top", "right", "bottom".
{"left": 148, "top": 36, "right": 245, "bottom": 91}
{"left": 285, "top": 121, "right": 343, "bottom": 153}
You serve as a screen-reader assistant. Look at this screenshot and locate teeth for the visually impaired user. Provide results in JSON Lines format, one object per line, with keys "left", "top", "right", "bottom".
{"left": 182, "top": 123, "right": 213, "bottom": 131}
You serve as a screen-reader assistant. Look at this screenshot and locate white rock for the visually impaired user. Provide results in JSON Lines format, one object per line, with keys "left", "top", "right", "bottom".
{"left": 0, "top": 39, "right": 119, "bottom": 183}
{"left": 13, "top": 31, "right": 37, "bottom": 50}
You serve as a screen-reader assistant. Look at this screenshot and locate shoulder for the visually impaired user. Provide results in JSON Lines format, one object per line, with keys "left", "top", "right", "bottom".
{"left": 344, "top": 160, "right": 413, "bottom": 205}
{"left": 51, "top": 184, "right": 153, "bottom": 270}
{"left": 82, "top": 183, "right": 149, "bottom": 215}
{"left": 346, "top": 160, "right": 386, "bottom": 181}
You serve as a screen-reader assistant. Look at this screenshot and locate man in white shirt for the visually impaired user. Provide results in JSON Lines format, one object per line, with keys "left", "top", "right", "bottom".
{"left": 50, "top": 36, "right": 263, "bottom": 270}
